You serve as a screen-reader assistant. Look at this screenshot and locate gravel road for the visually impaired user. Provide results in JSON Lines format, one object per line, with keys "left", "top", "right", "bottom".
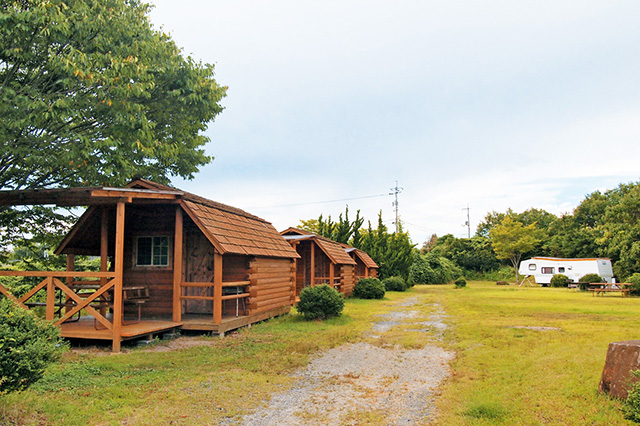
{"left": 239, "top": 297, "right": 454, "bottom": 425}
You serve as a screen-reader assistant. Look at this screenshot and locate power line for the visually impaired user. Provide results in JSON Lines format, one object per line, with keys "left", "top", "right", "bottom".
{"left": 248, "top": 193, "right": 389, "bottom": 209}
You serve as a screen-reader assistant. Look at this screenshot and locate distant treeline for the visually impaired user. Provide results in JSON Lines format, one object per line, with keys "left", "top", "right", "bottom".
{"left": 427, "top": 180, "right": 640, "bottom": 280}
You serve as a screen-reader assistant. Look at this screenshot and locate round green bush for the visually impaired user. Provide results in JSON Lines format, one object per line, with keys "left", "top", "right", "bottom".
{"left": 578, "top": 273, "right": 603, "bottom": 290}
{"left": 0, "top": 298, "right": 67, "bottom": 394}
{"left": 353, "top": 278, "right": 385, "bottom": 299}
{"left": 296, "top": 284, "right": 345, "bottom": 321}
{"left": 627, "top": 273, "right": 640, "bottom": 296}
{"left": 624, "top": 371, "right": 640, "bottom": 421}
{"left": 409, "top": 254, "right": 461, "bottom": 285}
{"left": 454, "top": 277, "right": 467, "bottom": 288}
{"left": 382, "top": 276, "right": 406, "bottom": 292}
{"left": 550, "top": 274, "right": 569, "bottom": 287}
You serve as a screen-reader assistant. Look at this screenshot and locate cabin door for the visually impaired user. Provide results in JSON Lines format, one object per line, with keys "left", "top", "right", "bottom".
{"left": 183, "top": 230, "right": 215, "bottom": 314}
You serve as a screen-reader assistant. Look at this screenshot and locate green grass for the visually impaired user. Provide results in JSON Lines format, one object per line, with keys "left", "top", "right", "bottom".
{"left": 1, "top": 283, "right": 636, "bottom": 425}
{"left": 0, "top": 294, "right": 409, "bottom": 425}
{"left": 433, "top": 281, "right": 636, "bottom": 425}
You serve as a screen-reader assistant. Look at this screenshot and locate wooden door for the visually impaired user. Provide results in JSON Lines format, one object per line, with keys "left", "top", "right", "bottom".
{"left": 183, "top": 229, "right": 215, "bottom": 314}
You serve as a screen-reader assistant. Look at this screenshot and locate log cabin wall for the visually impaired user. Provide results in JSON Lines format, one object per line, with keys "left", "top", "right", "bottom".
{"left": 248, "top": 257, "right": 295, "bottom": 315}
{"left": 122, "top": 205, "right": 175, "bottom": 318}
{"left": 340, "top": 264, "right": 355, "bottom": 296}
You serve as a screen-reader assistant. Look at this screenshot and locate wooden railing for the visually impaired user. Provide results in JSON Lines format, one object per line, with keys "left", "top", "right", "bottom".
{"left": 313, "top": 276, "right": 340, "bottom": 288}
{"left": 180, "top": 280, "right": 250, "bottom": 321}
{"left": 0, "top": 271, "right": 117, "bottom": 330}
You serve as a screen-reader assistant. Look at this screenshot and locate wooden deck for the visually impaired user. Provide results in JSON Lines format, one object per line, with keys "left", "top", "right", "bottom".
{"left": 181, "top": 305, "right": 291, "bottom": 334}
{"left": 60, "top": 317, "right": 182, "bottom": 341}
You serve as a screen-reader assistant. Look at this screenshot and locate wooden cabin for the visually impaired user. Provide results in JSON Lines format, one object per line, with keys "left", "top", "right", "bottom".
{"left": 0, "top": 179, "right": 299, "bottom": 352}
{"left": 280, "top": 228, "right": 357, "bottom": 296}
{"left": 342, "top": 244, "right": 379, "bottom": 281}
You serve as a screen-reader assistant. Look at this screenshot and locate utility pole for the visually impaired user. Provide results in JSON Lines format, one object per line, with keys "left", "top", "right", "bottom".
{"left": 389, "top": 181, "right": 404, "bottom": 233}
{"left": 462, "top": 204, "right": 470, "bottom": 238}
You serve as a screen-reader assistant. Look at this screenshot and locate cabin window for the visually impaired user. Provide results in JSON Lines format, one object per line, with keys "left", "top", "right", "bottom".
{"left": 558, "top": 267, "right": 565, "bottom": 273}
{"left": 528, "top": 264, "right": 537, "bottom": 271}
{"left": 541, "top": 267, "right": 555, "bottom": 274}
{"left": 136, "top": 236, "right": 170, "bottom": 267}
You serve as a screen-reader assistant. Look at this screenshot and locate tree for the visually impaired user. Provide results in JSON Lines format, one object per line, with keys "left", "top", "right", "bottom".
{"left": 357, "top": 213, "right": 416, "bottom": 279}
{"left": 490, "top": 216, "right": 542, "bottom": 284}
{"left": 300, "top": 206, "right": 363, "bottom": 245}
{"left": 0, "top": 0, "right": 226, "bottom": 252}
{"left": 599, "top": 182, "right": 640, "bottom": 278}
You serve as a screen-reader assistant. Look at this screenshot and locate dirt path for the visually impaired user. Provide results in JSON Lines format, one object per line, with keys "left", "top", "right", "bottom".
{"left": 239, "top": 297, "right": 454, "bottom": 426}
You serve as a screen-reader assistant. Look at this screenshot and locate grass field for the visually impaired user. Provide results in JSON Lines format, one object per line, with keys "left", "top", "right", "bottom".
{"left": 1, "top": 282, "right": 637, "bottom": 425}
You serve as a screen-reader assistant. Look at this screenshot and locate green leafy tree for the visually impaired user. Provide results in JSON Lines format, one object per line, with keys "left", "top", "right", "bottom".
{"left": 490, "top": 216, "right": 542, "bottom": 284}
{"left": 599, "top": 182, "right": 640, "bottom": 278}
{"left": 298, "top": 218, "right": 319, "bottom": 234}
{"left": 301, "top": 206, "right": 364, "bottom": 245}
{"left": 430, "top": 234, "right": 499, "bottom": 273}
{"left": 357, "top": 213, "right": 416, "bottom": 279}
{"left": 0, "top": 0, "right": 226, "bottom": 253}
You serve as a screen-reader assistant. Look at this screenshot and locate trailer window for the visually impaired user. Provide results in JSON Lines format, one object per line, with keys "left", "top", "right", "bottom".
{"left": 558, "top": 267, "right": 565, "bottom": 273}
{"left": 541, "top": 267, "right": 554, "bottom": 274}
{"left": 528, "top": 264, "right": 536, "bottom": 271}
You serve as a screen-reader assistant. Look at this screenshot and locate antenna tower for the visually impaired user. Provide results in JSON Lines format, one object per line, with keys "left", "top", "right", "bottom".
{"left": 462, "top": 204, "right": 470, "bottom": 238}
{"left": 389, "top": 181, "right": 404, "bottom": 233}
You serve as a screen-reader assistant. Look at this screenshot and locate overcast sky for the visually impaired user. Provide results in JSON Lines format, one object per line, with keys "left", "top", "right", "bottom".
{"left": 149, "top": 1, "right": 640, "bottom": 245}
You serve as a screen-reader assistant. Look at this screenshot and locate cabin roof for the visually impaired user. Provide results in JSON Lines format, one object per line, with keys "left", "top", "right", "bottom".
{"left": 280, "top": 227, "right": 313, "bottom": 236}
{"left": 353, "top": 249, "right": 379, "bottom": 269}
{"left": 282, "top": 233, "right": 356, "bottom": 265}
{"left": 1, "top": 179, "right": 298, "bottom": 259}
{"left": 341, "top": 243, "right": 379, "bottom": 269}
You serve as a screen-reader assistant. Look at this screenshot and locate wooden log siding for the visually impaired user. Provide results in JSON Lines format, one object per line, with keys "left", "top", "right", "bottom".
{"left": 340, "top": 265, "right": 355, "bottom": 296}
{"left": 248, "top": 257, "right": 295, "bottom": 314}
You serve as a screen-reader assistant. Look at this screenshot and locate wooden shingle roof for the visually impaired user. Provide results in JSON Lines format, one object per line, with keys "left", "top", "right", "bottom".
{"left": 315, "top": 237, "right": 357, "bottom": 265}
{"left": 353, "top": 249, "right": 379, "bottom": 269}
{"left": 282, "top": 232, "right": 356, "bottom": 265}
{"left": 128, "top": 179, "right": 299, "bottom": 259}
{"left": 342, "top": 244, "right": 379, "bottom": 269}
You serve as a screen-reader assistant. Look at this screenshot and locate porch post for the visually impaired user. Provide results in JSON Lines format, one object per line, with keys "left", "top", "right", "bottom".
{"left": 329, "top": 262, "right": 335, "bottom": 287}
{"left": 173, "top": 206, "right": 183, "bottom": 322}
{"left": 213, "top": 252, "right": 222, "bottom": 324}
{"left": 100, "top": 207, "right": 109, "bottom": 287}
{"left": 66, "top": 254, "right": 75, "bottom": 285}
{"left": 112, "top": 201, "right": 125, "bottom": 352}
{"left": 310, "top": 242, "right": 315, "bottom": 287}
{"left": 65, "top": 254, "right": 75, "bottom": 314}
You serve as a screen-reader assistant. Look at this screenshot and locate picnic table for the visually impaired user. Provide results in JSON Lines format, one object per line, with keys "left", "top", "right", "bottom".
{"left": 587, "top": 282, "right": 632, "bottom": 297}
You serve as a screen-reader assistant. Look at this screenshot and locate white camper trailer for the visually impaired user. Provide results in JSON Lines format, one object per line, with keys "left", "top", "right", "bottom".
{"left": 518, "top": 257, "right": 614, "bottom": 286}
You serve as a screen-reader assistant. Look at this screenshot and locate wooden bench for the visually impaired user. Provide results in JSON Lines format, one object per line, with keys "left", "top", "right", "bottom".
{"left": 587, "top": 283, "right": 632, "bottom": 297}
{"left": 122, "top": 286, "right": 150, "bottom": 323}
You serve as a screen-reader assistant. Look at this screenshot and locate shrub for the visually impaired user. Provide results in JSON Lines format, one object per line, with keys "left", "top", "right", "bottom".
{"left": 550, "top": 274, "right": 570, "bottom": 287}
{"left": 578, "top": 273, "right": 603, "bottom": 291}
{"left": 0, "top": 298, "right": 67, "bottom": 394}
{"left": 296, "top": 285, "right": 344, "bottom": 321}
{"left": 624, "top": 371, "right": 640, "bottom": 422}
{"left": 382, "top": 276, "right": 407, "bottom": 292}
{"left": 454, "top": 277, "right": 467, "bottom": 288}
{"left": 408, "top": 254, "right": 461, "bottom": 285}
{"left": 353, "top": 278, "right": 385, "bottom": 299}
{"left": 627, "top": 273, "right": 640, "bottom": 296}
